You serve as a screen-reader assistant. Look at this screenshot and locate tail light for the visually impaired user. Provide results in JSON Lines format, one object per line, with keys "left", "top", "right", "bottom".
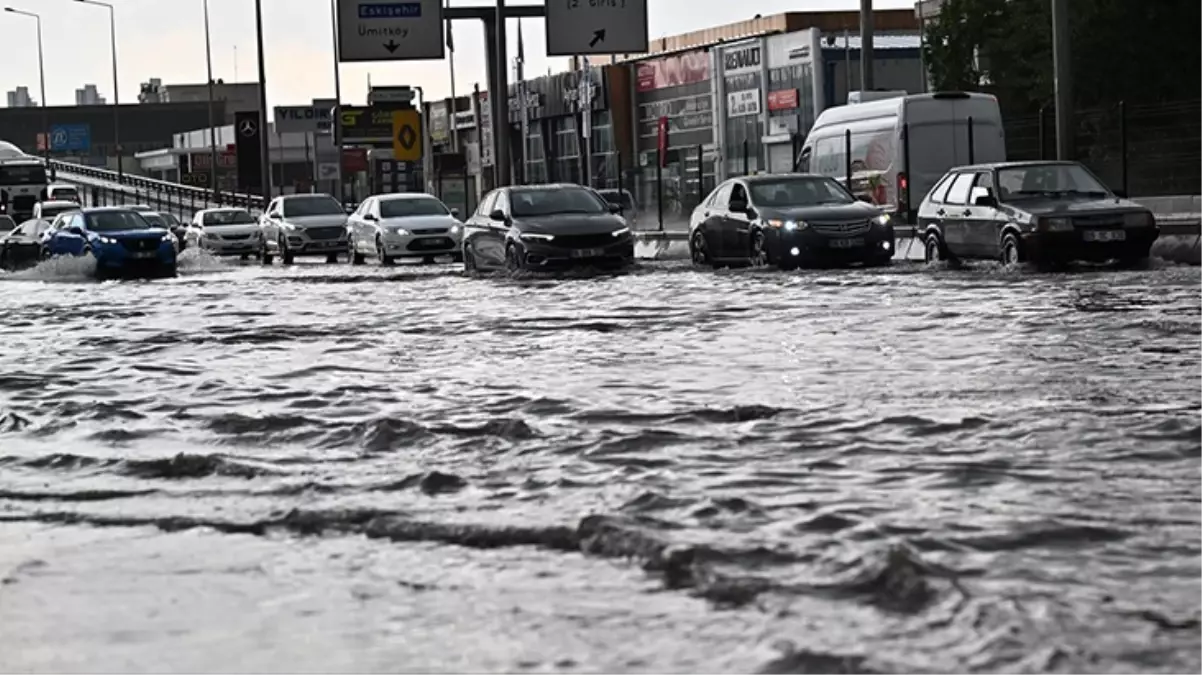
{"left": 873, "top": 182, "right": 888, "bottom": 205}
{"left": 897, "top": 172, "right": 909, "bottom": 209}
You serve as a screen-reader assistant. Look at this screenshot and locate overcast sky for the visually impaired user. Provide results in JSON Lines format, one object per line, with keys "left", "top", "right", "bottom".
{"left": 3, "top": 0, "right": 911, "bottom": 110}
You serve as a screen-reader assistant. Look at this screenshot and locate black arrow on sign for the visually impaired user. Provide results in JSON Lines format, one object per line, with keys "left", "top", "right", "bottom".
{"left": 589, "top": 29, "right": 605, "bottom": 48}
{"left": 383, "top": 40, "right": 399, "bottom": 53}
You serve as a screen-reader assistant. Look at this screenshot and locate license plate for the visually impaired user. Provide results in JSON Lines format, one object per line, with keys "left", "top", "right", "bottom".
{"left": 130, "top": 251, "right": 156, "bottom": 259}
{"left": 571, "top": 248, "right": 605, "bottom": 258}
{"left": 829, "top": 238, "right": 864, "bottom": 249}
{"left": 1084, "top": 230, "right": 1126, "bottom": 242}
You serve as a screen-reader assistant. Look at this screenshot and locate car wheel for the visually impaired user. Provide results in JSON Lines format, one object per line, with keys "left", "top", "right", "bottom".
{"left": 40, "top": 247, "right": 51, "bottom": 261}
{"left": 239, "top": 253, "right": 250, "bottom": 261}
{"left": 463, "top": 246, "right": 478, "bottom": 275}
{"left": 348, "top": 236, "right": 365, "bottom": 265}
{"left": 924, "top": 233, "right": 947, "bottom": 264}
{"left": 451, "top": 252, "right": 464, "bottom": 264}
{"left": 690, "top": 230, "right": 713, "bottom": 268}
{"left": 505, "top": 243, "right": 524, "bottom": 272}
{"left": 325, "top": 253, "right": 339, "bottom": 264}
{"left": 82, "top": 245, "right": 93, "bottom": 258}
{"left": 376, "top": 236, "right": 394, "bottom": 265}
{"left": 1000, "top": 233, "right": 1024, "bottom": 266}
{"left": 260, "top": 239, "right": 274, "bottom": 265}
{"left": 279, "top": 236, "right": 294, "bottom": 265}
{"left": 749, "top": 229, "right": 768, "bottom": 267}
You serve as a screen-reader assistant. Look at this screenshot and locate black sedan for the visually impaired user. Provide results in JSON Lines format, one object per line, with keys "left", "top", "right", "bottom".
{"left": 688, "top": 174, "right": 895, "bottom": 270}
{"left": 462, "top": 184, "right": 633, "bottom": 272}
{"left": 0, "top": 217, "right": 51, "bottom": 270}
{"left": 917, "top": 160, "right": 1159, "bottom": 268}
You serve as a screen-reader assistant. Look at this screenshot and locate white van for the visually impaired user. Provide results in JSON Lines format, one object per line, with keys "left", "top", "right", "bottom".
{"left": 796, "top": 91, "right": 1006, "bottom": 223}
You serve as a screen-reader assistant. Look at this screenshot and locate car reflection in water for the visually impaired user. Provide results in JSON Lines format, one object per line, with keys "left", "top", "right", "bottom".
{"left": 689, "top": 174, "right": 895, "bottom": 270}
{"left": 462, "top": 183, "right": 634, "bottom": 273}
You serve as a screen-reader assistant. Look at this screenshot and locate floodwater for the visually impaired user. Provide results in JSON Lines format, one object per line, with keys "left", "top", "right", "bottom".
{"left": 1, "top": 252, "right": 1199, "bottom": 673}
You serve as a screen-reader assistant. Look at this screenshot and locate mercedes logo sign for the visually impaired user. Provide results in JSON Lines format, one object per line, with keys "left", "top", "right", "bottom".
{"left": 238, "top": 119, "right": 258, "bottom": 137}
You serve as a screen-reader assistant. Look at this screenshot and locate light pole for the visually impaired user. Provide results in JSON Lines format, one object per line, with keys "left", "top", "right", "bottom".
{"left": 253, "top": 0, "right": 271, "bottom": 201}
{"left": 203, "top": 0, "right": 219, "bottom": 200}
{"left": 75, "top": 0, "right": 122, "bottom": 180}
{"left": 4, "top": 7, "right": 48, "bottom": 162}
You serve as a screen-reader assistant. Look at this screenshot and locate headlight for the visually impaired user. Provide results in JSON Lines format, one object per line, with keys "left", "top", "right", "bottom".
{"left": 450, "top": 224, "right": 461, "bottom": 236}
{"left": 1123, "top": 212, "right": 1153, "bottom": 228}
{"left": 874, "top": 214, "right": 891, "bottom": 227}
{"left": 387, "top": 226, "right": 410, "bottom": 236}
{"left": 767, "top": 219, "right": 807, "bottom": 231}
{"left": 611, "top": 226, "right": 630, "bottom": 237}
{"left": 97, "top": 236, "right": 117, "bottom": 244}
{"left": 520, "top": 232, "right": 555, "bottom": 242}
{"left": 1040, "top": 217, "right": 1073, "bottom": 232}
{"left": 204, "top": 232, "right": 219, "bottom": 240}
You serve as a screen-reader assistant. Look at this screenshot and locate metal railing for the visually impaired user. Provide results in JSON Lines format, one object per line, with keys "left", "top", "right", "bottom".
{"left": 46, "top": 158, "right": 266, "bottom": 217}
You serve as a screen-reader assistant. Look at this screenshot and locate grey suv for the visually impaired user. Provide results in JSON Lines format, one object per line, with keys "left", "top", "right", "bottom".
{"left": 259, "top": 193, "right": 349, "bottom": 264}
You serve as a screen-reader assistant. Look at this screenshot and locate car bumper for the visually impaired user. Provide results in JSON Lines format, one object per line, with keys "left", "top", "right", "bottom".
{"left": 778, "top": 226, "right": 895, "bottom": 264}
{"left": 202, "top": 238, "right": 261, "bottom": 255}
{"left": 1022, "top": 227, "right": 1160, "bottom": 262}
{"left": 520, "top": 237, "right": 635, "bottom": 268}
{"left": 95, "top": 244, "right": 176, "bottom": 271}
{"left": 285, "top": 235, "right": 347, "bottom": 255}
{"left": 381, "top": 234, "right": 462, "bottom": 257}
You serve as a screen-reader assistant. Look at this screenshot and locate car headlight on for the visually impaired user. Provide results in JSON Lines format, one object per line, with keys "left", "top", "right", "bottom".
{"left": 449, "top": 224, "right": 461, "bottom": 236}
{"left": 387, "top": 226, "right": 410, "bottom": 236}
{"left": 611, "top": 226, "right": 630, "bottom": 237}
{"left": 767, "top": 219, "right": 807, "bottom": 231}
{"left": 520, "top": 232, "right": 555, "bottom": 242}
{"left": 1040, "top": 217, "right": 1073, "bottom": 232}
{"left": 1123, "top": 212, "right": 1154, "bottom": 228}
{"left": 874, "top": 214, "right": 891, "bottom": 227}
{"left": 97, "top": 236, "right": 117, "bottom": 244}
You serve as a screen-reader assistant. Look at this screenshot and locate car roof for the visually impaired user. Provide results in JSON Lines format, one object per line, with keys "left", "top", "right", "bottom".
{"left": 509, "top": 183, "right": 586, "bottom": 191}
{"left": 81, "top": 206, "right": 141, "bottom": 214}
{"left": 39, "top": 200, "right": 79, "bottom": 208}
{"left": 740, "top": 173, "right": 830, "bottom": 183}
{"left": 377, "top": 192, "right": 439, "bottom": 200}
{"left": 279, "top": 193, "right": 335, "bottom": 200}
{"left": 199, "top": 207, "right": 250, "bottom": 213}
{"left": 949, "top": 160, "right": 1083, "bottom": 173}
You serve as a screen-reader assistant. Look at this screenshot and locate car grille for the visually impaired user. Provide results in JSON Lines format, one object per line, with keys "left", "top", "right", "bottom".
{"left": 304, "top": 226, "right": 344, "bottom": 240}
{"left": 1073, "top": 215, "right": 1124, "bottom": 228}
{"left": 809, "top": 219, "right": 871, "bottom": 236}
{"left": 406, "top": 237, "right": 455, "bottom": 251}
{"left": 222, "top": 233, "right": 252, "bottom": 240}
{"left": 411, "top": 228, "right": 448, "bottom": 235}
{"left": 119, "top": 237, "right": 159, "bottom": 252}
{"left": 547, "top": 233, "right": 620, "bottom": 249}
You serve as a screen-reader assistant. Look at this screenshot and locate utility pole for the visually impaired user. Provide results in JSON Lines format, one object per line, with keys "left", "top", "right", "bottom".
{"left": 253, "top": 0, "right": 272, "bottom": 201}
{"left": 491, "top": 0, "right": 511, "bottom": 187}
{"left": 859, "top": 0, "right": 874, "bottom": 91}
{"left": 1050, "top": 0, "right": 1073, "bottom": 160}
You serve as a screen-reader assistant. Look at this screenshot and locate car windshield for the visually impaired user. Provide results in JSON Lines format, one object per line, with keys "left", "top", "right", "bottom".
{"left": 598, "top": 190, "right": 634, "bottom": 211}
{"left": 750, "top": 177, "right": 856, "bottom": 207}
{"left": 41, "top": 205, "right": 78, "bottom": 219}
{"left": 142, "top": 213, "right": 166, "bottom": 227}
{"left": 0, "top": 164, "right": 47, "bottom": 185}
{"left": 511, "top": 188, "right": 607, "bottom": 217}
{"left": 203, "top": 209, "right": 256, "bottom": 225}
{"left": 380, "top": 198, "right": 449, "bottom": 218}
{"left": 282, "top": 196, "right": 343, "bottom": 217}
{"left": 997, "top": 163, "right": 1111, "bottom": 199}
{"left": 86, "top": 211, "right": 153, "bottom": 232}
{"left": 160, "top": 213, "right": 180, "bottom": 226}
{"left": 50, "top": 187, "right": 78, "bottom": 199}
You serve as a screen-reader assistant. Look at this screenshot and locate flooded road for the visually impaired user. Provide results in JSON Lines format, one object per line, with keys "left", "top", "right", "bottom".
{"left": 1, "top": 254, "right": 1199, "bottom": 673}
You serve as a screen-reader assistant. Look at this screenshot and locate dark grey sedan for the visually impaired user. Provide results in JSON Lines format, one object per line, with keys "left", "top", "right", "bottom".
{"left": 462, "top": 184, "right": 634, "bottom": 272}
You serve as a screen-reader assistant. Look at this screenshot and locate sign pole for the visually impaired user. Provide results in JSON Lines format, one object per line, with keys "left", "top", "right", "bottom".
{"left": 329, "top": 0, "right": 345, "bottom": 203}
{"left": 253, "top": 0, "right": 272, "bottom": 202}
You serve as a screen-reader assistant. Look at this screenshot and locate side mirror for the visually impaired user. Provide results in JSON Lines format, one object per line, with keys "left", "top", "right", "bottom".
{"left": 973, "top": 194, "right": 998, "bottom": 208}
{"left": 855, "top": 194, "right": 873, "bottom": 204}
{"left": 728, "top": 199, "right": 748, "bottom": 213}
{"left": 608, "top": 202, "right": 622, "bottom": 214}
{"left": 1112, "top": 189, "right": 1128, "bottom": 198}
{"left": 68, "top": 227, "right": 84, "bottom": 236}
{"left": 489, "top": 209, "right": 507, "bottom": 222}
{"left": 364, "top": 213, "right": 377, "bottom": 221}
{"left": 450, "top": 208, "right": 460, "bottom": 217}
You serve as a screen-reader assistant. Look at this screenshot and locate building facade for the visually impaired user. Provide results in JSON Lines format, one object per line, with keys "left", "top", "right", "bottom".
{"left": 6, "top": 87, "right": 35, "bottom": 108}
{"left": 75, "top": 85, "right": 106, "bottom": 106}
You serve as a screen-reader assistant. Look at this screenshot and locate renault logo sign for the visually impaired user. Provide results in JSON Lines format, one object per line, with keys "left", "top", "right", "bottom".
{"left": 238, "top": 119, "right": 258, "bottom": 137}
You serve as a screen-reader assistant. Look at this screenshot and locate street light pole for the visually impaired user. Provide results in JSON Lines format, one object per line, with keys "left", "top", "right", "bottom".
{"left": 253, "top": 0, "right": 272, "bottom": 202}
{"left": 203, "top": 0, "right": 220, "bottom": 201}
{"left": 4, "top": 7, "right": 48, "bottom": 163}
{"left": 76, "top": 0, "right": 122, "bottom": 180}
{"left": 1050, "top": 0, "right": 1074, "bottom": 160}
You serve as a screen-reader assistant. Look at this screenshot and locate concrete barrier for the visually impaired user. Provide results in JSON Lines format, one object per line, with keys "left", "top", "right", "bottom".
{"left": 637, "top": 220, "right": 1200, "bottom": 265}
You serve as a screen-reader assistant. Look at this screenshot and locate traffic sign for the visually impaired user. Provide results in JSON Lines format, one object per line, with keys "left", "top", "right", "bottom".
{"left": 545, "top": 0, "right": 649, "bottom": 56}
{"left": 49, "top": 124, "right": 91, "bottom": 152}
{"left": 391, "top": 109, "right": 422, "bottom": 162}
{"left": 337, "top": 0, "right": 445, "bottom": 63}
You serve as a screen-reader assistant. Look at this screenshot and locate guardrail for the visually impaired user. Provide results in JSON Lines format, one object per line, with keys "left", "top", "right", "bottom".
{"left": 47, "top": 158, "right": 266, "bottom": 214}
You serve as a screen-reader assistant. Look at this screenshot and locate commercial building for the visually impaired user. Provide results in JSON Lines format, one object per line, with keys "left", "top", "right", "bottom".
{"left": 75, "top": 84, "right": 106, "bottom": 106}
{"left": 157, "top": 81, "right": 261, "bottom": 124}
{"left": 6, "top": 87, "right": 35, "bottom": 108}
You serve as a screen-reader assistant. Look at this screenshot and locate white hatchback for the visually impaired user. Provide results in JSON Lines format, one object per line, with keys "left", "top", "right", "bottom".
{"left": 346, "top": 193, "right": 462, "bottom": 265}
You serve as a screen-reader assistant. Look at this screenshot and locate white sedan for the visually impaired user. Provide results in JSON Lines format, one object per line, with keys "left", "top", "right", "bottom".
{"left": 346, "top": 193, "right": 463, "bottom": 265}
{"left": 186, "top": 207, "right": 262, "bottom": 258}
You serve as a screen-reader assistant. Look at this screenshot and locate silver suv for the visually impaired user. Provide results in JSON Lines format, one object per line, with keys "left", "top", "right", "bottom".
{"left": 259, "top": 194, "right": 349, "bottom": 264}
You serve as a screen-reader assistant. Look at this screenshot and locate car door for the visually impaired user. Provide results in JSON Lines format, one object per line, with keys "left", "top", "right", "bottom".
{"left": 261, "top": 199, "right": 280, "bottom": 248}
{"left": 724, "top": 182, "right": 753, "bottom": 258}
{"left": 476, "top": 190, "right": 511, "bottom": 269}
{"left": 963, "top": 172, "right": 1003, "bottom": 258}
{"left": 464, "top": 190, "right": 497, "bottom": 266}
{"left": 938, "top": 172, "right": 976, "bottom": 258}
{"left": 52, "top": 213, "right": 87, "bottom": 256}
{"left": 14, "top": 221, "right": 47, "bottom": 263}
{"left": 699, "top": 182, "right": 733, "bottom": 258}
{"left": 349, "top": 198, "right": 369, "bottom": 248}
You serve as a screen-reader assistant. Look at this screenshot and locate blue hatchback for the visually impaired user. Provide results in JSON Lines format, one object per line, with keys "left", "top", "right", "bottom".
{"left": 42, "top": 207, "right": 178, "bottom": 278}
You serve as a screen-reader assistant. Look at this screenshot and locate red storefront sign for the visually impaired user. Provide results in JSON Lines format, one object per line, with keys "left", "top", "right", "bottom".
{"left": 636, "top": 51, "right": 711, "bottom": 93}
{"left": 657, "top": 116, "right": 669, "bottom": 167}
{"left": 767, "top": 89, "right": 799, "bottom": 112}
{"left": 342, "top": 147, "right": 368, "bottom": 173}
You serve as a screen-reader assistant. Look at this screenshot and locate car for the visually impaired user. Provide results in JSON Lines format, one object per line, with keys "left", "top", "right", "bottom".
{"left": 917, "top": 160, "right": 1160, "bottom": 268}
{"left": 45, "top": 184, "right": 81, "bottom": 203}
{"left": 187, "top": 207, "right": 261, "bottom": 259}
{"left": 689, "top": 174, "right": 895, "bottom": 269}
{"left": 596, "top": 188, "right": 639, "bottom": 229}
{"left": 41, "top": 206, "right": 178, "bottom": 279}
{"left": 137, "top": 211, "right": 188, "bottom": 251}
{"left": 0, "top": 214, "right": 14, "bottom": 236}
{"left": 1, "top": 216, "right": 51, "bottom": 270}
{"left": 462, "top": 183, "right": 634, "bottom": 272}
{"left": 32, "top": 200, "right": 81, "bottom": 223}
{"left": 258, "top": 193, "right": 348, "bottom": 265}
{"left": 346, "top": 193, "right": 463, "bottom": 265}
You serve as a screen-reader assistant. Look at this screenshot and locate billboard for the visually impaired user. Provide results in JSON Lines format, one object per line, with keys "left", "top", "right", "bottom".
{"left": 636, "top": 51, "right": 711, "bottom": 93}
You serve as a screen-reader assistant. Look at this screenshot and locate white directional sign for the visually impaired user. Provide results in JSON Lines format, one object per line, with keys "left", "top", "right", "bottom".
{"left": 337, "top": 0, "right": 444, "bottom": 63}
{"left": 545, "top": 0, "right": 649, "bottom": 57}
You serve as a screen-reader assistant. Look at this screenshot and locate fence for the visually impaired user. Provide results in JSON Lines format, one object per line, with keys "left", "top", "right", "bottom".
{"left": 1004, "top": 99, "right": 1201, "bottom": 197}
